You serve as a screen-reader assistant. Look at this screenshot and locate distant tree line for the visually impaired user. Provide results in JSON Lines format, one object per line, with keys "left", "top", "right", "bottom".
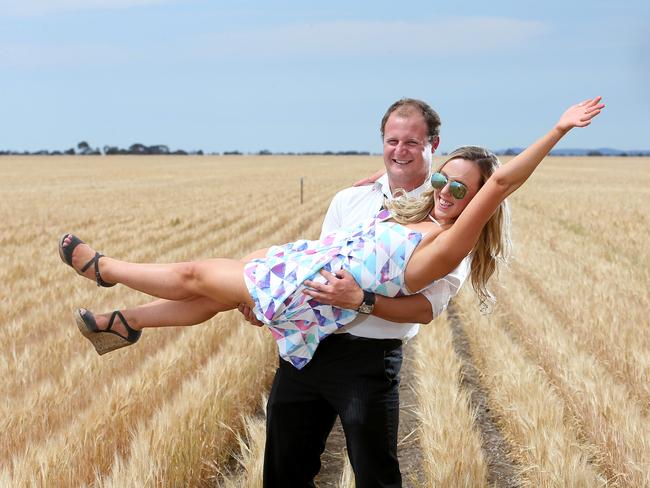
{"left": 249, "top": 150, "right": 371, "bottom": 156}
{"left": 2, "top": 142, "right": 646, "bottom": 157}
{"left": 0, "top": 141, "right": 204, "bottom": 156}
{"left": 0, "top": 142, "right": 372, "bottom": 156}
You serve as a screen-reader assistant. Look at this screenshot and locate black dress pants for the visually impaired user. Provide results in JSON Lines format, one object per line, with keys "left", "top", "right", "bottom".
{"left": 263, "top": 333, "right": 403, "bottom": 488}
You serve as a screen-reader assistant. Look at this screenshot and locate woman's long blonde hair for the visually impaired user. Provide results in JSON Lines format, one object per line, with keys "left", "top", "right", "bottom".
{"left": 386, "top": 146, "right": 512, "bottom": 310}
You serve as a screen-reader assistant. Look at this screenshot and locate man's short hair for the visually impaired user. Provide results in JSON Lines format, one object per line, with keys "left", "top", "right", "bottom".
{"left": 380, "top": 98, "right": 441, "bottom": 144}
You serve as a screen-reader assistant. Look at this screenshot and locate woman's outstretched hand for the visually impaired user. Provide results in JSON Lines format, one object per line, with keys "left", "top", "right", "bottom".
{"left": 556, "top": 96, "right": 605, "bottom": 133}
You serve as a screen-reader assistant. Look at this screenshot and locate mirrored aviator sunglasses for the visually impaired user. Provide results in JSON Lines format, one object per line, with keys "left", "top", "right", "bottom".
{"left": 430, "top": 172, "right": 468, "bottom": 200}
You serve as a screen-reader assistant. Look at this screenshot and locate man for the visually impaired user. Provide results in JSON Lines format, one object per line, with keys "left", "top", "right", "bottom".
{"left": 242, "top": 98, "right": 470, "bottom": 487}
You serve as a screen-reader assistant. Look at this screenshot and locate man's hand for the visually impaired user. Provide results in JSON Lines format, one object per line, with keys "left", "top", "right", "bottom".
{"left": 353, "top": 168, "right": 386, "bottom": 187}
{"left": 303, "top": 269, "right": 364, "bottom": 310}
{"left": 238, "top": 303, "right": 264, "bottom": 327}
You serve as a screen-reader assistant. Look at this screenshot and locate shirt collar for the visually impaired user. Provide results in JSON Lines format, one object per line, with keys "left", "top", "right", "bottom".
{"left": 374, "top": 172, "right": 431, "bottom": 199}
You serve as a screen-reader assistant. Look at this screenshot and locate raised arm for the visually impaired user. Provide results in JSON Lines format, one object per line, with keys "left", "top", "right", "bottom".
{"left": 487, "top": 96, "right": 604, "bottom": 195}
{"left": 406, "top": 97, "right": 604, "bottom": 290}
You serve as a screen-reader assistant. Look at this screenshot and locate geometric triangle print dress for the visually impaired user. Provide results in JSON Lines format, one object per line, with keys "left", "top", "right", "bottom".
{"left": 243, "top": 209, "right": 423, "bottom": 369}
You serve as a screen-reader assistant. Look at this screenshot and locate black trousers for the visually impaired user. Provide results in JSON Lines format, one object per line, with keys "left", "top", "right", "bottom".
{"left": 263, "top": 333, "right": 403, "bottom": 488}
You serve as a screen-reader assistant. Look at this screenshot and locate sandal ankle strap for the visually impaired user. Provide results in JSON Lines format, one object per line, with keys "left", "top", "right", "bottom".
{"left": 79, "top": 252, "right": 115, "bottom": 288}
{"left": 107, "top": 311, "right": 142, "bottom": 343}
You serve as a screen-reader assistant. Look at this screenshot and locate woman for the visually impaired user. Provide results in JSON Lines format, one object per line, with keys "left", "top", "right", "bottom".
{"left": 59, "top": 97, "right": 604, "bottom": 369}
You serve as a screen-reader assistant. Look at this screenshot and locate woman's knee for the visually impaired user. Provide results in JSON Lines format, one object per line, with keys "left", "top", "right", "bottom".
{"left": 176, "top": 262, "right": 202, "bottom": 290}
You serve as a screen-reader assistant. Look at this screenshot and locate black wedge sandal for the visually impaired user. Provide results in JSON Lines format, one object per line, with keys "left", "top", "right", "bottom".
{"left": 75, "top": 308, "right": 142, "bottom": 355}
{"left": 58, "top": 233, "right": 115, "bottom": 287}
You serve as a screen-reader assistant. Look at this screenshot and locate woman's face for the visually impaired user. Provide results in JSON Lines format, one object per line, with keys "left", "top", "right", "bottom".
{"left": 432, "top": 158, "right": 483, "bottom": 224}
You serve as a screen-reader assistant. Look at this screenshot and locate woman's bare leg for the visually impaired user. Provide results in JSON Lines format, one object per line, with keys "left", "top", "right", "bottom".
{"left": 90, "top": 296, "right": 231, "bottom": 337}
{"left": 63, "top": 238, "right": 254, "bottom": 309}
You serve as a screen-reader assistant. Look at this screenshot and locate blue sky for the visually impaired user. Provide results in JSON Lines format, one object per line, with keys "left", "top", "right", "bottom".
{"left": 1, "top": 0, "right": 648, "bottom": 153}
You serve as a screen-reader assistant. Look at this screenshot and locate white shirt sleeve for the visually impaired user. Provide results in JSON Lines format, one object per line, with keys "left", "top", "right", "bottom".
{"left": 320, "top": 191, "right": 344, "bottom": 239}
{"left": 419, "top": 256, "right": 472, "bottom": 319}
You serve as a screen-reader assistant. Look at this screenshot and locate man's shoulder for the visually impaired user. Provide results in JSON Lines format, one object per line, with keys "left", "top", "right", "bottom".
{"left": 322, "top": 183, "right": 384, "bottom": 235}
{"left": 330, "top": 184, "right": 379, "bottom": 206}
{"left": 334, "top": 185, "right": 378, "bottom": 199}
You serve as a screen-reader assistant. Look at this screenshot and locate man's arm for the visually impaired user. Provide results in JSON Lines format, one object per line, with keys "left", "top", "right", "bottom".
{"left": 303, "top": 256, "right": 470, "bottom": 324}
{"left": 370, "top": 294, "right": 434, "bottom": 323}
{"left": 303, "top": 269, "right": 434, "bottom": 324}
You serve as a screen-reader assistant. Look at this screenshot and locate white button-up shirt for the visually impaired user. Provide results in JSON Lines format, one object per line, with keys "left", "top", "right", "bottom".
{"left": 321, "top": 173, "right": 471, "bottom": 340}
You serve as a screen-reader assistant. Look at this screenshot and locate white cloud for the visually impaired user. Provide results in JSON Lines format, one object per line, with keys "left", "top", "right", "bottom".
{"left": 0, "top": 0, "right": 174, "bottom": 17}
{"left": 199, "top": 18, "right": 548, "bottom": 58}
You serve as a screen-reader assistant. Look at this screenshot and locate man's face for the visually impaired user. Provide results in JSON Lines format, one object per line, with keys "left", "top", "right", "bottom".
{"left": 383, "top": 112, "right": 433, "bottom": 192}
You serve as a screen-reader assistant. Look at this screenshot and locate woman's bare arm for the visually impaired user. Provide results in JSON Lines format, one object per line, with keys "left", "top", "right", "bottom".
{"left": 406, "top": 97, "right": 604, "bottom": 290}
{"left": 489, "top": 97, "right": 604, "bottom": 195}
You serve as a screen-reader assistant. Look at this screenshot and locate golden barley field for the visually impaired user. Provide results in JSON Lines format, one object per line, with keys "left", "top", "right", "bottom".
{"left": 1, "top": 155, "right": 648, "bottom": 487}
